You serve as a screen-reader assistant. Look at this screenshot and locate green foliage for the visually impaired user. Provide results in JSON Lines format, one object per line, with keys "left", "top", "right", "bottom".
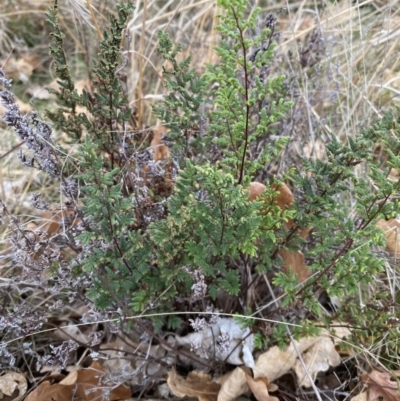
{"left": 45, "top": 0, "right": 81, "bottom": 142}
{"left": 149, "top": 161, "right": 261, "bottom": 296}
{"left": 3, "top": 0, "right": 400, "bottom": 369}
{"left": 253, "top": 331, "right": 269, "bottom": 350}
{"left": 271, "top": 107, "right": 400, "bottom": 355}
{"left": 153, "top": 31, "right": 206, "bottom": 157}
{"left": 205, "top": 0, "right": 292, "bottom": 184}
{"left": 75, "top": 137, "right": 146, "bottom": 309}
{"left": 46, "top": 0, "right": 134, "bottom": 158}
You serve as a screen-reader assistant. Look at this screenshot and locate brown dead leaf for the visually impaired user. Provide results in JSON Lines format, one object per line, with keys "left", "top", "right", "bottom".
{"left": 350, "top": 392, "right": 368, "bottom": 401}
{"left": 53, "top": 323, "right": 97, "bottom": 345}
{"left": 253, "top": 336, "right": 319, "bottom": 382}
{"left": 248, "top": 182, "right": 267, "bottom": 201}
{"left": 361, "top": 370, "right": 400, "bottom": 401}
{"left": 218, "top": 332, "right": 344, "bottom": 401}
{"left": 25, "top": 361, "right": 131, "bottom": 401}
{"left": 100, "top": 332, "right": 166, "bottom": 358}
{"left": 101, "top": 334, "right": 169, "bottom": 386}
{"left": 215, "top": 367, "right": 249, "bottom": 401}
{"left": 241, "top": 367, "right": 279, "bottom": 401}
{"left": 59, "top": 370, "right": 79, "bottom": 386}
{"left": 330, "top": 323, "right": 352, "bottom": 343}
{"left": 248, "top": 181, "right": 310, "bottom": 282}
{"left": 25, "top": 381, "right": 71, "bottom": 401}
{"left": 293, "top": 336, "right": 341, "bottom": 387}
{"left": 376, "top": 218, "right": 400, "bottom": 256}
{"left": 68, "top": 361, "right": 131, "bottom": 400}
{"left": 167, "top": 369, "right": 220, "bottom": 401}
{"left": 0, "top": 371, "right": 27, "bottom": 401}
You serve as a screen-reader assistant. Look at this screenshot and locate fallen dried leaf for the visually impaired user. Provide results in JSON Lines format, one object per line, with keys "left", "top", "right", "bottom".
{"left": 53, "top": 323, "right": 97, "bottom": 344}
{"left": 219, "top": 336, "right": 323, "bottom": 401}
{"left": 376, "top": 218, "right": 400, "bottom": 256}
{"left": 25, "top": 381, "right": 71, "bottom": 401}
{"left": 0, "top": 371, "right": 27, "bottom": 401}
{"left": 293, "top": 336, "right": 341, "bottom": 387}
{"left": 241, "top": 367, "right": 279, "bottom": 401}
{"left": 25, "top": 361, "right": 131, "bottom": 401}
{"left": 350, "top": 391, "right": 368, "bottom": 401}
{"left": 361, "top": 370, "right": 400, "bottom": 401}
{"left": 59, "top": 370, "right": 79, "bottom": 386}
{"left": 167, "top": 369, "right": 220, "bottom": 401}
{"left": 248, "top": 181, "right": 310, "bottom": 282}
{"left": 218, "top": 330, "right": 347, "bottom": 401}
{"left": 216, "top": 367, "right": 249, "bottom": 401}
{"left": 100, "top": 333, "right": 170, "bottom": 386}
{"left": 254, "top": 336, "right": 320, "bottom": 381}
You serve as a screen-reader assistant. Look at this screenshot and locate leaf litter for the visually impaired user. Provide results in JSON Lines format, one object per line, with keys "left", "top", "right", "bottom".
{"left": 24, "top": 361, "right": 131, "bottom": 401}
{"left": 0, "top": 371, "right": 27, "bottom": 401}
{"left": 167, "top": 329, "right": 349, "bottom": 401}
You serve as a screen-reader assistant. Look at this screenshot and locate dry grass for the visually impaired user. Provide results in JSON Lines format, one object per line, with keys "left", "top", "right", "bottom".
{"left": 2, "top": 0, "right": 398, "bottom": 164}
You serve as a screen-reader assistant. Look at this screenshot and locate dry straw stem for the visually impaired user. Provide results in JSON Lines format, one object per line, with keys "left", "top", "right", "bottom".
{"left": 267, "top": 0, "right": 400, "bottom": 172}
{"left": 126, "top": 0, "right": 217, "bottom": 124}
{"left": 108, "top": 0, "right": 400, "bottom": 175}
{"left": 85, "top": 0, "right": 102, "bottom": 40}
{"left": 0, "top": 0, "right": 119, "bottom": 214}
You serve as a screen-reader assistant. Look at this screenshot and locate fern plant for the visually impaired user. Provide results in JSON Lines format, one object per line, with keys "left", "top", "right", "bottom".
{"left": 153, "top": 30, "right": 206, "bottom": 159}
{"left": 204, "top": 0, "right": 292, "bottom": 185}
{"left": 131, "top": 0, "right": 295, "bottom": 328}
{"left": 1, "top": 0, "right": 400, "bottom": 373}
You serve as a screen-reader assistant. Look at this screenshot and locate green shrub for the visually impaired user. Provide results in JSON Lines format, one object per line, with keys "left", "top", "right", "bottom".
{"left": 1, "top": 0, "right": 400, "bottom": 370}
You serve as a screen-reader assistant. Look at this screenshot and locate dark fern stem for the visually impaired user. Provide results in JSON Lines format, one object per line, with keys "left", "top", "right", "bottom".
{"left": 231, "top": 6, "right": 251, "bottom": 186}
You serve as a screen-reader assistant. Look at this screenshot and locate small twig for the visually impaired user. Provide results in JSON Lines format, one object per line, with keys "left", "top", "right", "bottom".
{"left": 0, "top": 141, "right": 25, "bottom": 161}
{"left": 231, "top": 6, "right": 250, "bottom": 186}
